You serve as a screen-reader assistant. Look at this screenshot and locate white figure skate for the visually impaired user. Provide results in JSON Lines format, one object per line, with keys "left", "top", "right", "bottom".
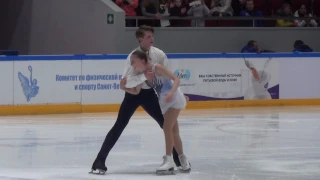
{"left": 156, "top": 155, "right": 175, "bottom": 175}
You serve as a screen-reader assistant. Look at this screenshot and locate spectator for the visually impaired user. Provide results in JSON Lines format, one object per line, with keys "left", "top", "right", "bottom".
{"left": 238, "top": 0, "right": 246, "bottom": 10}
{"left": 140, "top": 0, "right": 162, "bottom": 27}
{"left": 240, "top": 0, "right": 263, "bottom": 27}
{"left": 210, "top": 0, "right": 233, "bottom": 17}
{"left": 116, "top": 0, "right": 139, "bottom": 27}
{"left": 187, "top": 0, "right": 210, "bottom": 27}
{"left": 294, "top": 4, "right": 318, "bottom": 27}
{"left": 293, "top": 40, "right": 313, "bottom": 52}
{"left": 231, "top": 0, "right": 243, "bottom": 16}
{"left": 169, "top": 0, "right": 188, "bottom": 27}
{"left": 241, "top": 40, "right": 274, "bottom": 53}
{"left": 241, "top": 40, "right": 260, "bottom": 53}
{"left": 159, "top": 0, "right": 170, "bottom": 27}
{"left": 276, "top": 3, "right": 297, "bottom": 27}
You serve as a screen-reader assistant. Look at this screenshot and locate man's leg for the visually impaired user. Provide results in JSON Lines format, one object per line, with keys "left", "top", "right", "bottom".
{"left": 140, "top": 89, "right": 181, "bottom": 167}
{"left": 92, "top": 93, "right": 140, "bottom": 171}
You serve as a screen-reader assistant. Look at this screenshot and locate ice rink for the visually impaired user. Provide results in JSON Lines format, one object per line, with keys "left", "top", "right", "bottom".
{"left": 0, "top": 107, "right": 319, "bottom": 180}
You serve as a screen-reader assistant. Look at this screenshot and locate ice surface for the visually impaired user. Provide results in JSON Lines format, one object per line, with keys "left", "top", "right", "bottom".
{"left": 0, "top": 107, "right": 319, "bottom": 180}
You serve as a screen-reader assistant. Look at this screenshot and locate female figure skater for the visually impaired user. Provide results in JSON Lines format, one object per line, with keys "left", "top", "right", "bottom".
{"left": 121, "top": 50, "right": 191, "bottom": 174}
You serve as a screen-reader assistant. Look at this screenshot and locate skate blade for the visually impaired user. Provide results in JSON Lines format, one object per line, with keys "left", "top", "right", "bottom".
{"left": 179, "top": 168, "right": 191, "bottom": 173}
{"left": 156, "top": 168, "right": 175, "bottom": 175}
{"left": 89, "top": 169, "right": 106, "bottom": 175}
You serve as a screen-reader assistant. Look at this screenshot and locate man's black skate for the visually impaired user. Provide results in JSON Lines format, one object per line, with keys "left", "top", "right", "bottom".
{"left": 173, "top": 151, "right": 181, "bottom": 167}
{"left": 89, "top": 159, "right": 107, "bottom": 175}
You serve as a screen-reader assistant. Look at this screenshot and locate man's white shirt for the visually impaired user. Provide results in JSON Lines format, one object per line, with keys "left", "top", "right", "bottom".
{"left": 122, "top": 46, "right": 169, "bottom": 89}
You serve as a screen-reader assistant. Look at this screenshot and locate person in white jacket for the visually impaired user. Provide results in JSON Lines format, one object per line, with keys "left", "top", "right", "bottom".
{"left": 187, "top": 0, "right": 210, "bottom": 27}
{"left": 210, "top": 0, "right": 233, "bottom": 16}
{"left": 294, "top": 4, "right": 318, "bottom": 27}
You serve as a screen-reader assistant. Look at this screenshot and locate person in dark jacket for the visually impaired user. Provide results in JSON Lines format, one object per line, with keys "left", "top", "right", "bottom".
{"left": 241, "top": 40, "right": 275, "bottom": 53}
{"left": 139, "top": 0, "right": 162, "bottom": 27}
{"left": 241, "top": 40, "right": 259, "bottom": 53}
{"left": 239, "top": 0, "right": 263, "bottom": 27}
{"left": 293, "top": 40, "right": 313, "bottom": 52}
{"left": 169, "top": 0, "right": 188, "bottom": 27}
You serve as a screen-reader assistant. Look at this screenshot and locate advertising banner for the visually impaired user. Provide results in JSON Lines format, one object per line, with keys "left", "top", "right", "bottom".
{"left": 81, "top": 60, "right": 124, "bottom": 104}
{"left": 14, "top": 60, "right": 82, "bottom": 105}
{"left": 171, "top": 58, "right": 279, "bottom": 100}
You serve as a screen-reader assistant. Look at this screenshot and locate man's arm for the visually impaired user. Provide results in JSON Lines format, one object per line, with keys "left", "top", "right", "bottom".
{"left": 122, "top": 52, "right": 148, "bottom": 90}
{"left": 122, "top": 83, "right": 143, "bottom": 95}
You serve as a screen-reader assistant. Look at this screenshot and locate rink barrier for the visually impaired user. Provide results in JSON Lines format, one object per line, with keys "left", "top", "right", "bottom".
{"left": 0, "top": 52, "right": 320, "bottom": 115}
{"left": 2, "top": 99, "right": 320, "bottom": 116}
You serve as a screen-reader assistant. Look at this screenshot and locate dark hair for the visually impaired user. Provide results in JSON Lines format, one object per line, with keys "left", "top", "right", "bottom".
{"left": 283, "top": 3, "right": 291, "bottom": 9}
{"left": 135, "top": 25, "right": 154, "bottom": 40}
{"left": 247, "top": 40, "right": 256, "bottom": 47}
{"left": 131, "top": 50, "right": 148, "bottom": 63}
{"left": 294, "top": 40, "right": 304, "bottom": 48}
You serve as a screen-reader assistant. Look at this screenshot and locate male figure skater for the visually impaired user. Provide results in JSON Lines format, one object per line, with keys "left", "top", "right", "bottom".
{"left": 90, "top": 25, "right": 181, "bottom": 174}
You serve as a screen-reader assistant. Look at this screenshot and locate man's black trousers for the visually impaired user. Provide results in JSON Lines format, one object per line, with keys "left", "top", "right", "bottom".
{"left": 96, "top": 88, "right": 181, "bottom": 166}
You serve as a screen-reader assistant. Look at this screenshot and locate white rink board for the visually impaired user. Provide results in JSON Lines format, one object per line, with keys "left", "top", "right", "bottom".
{"left": 1, "top": 54, "right": 319, "bottom": 106}
{"left": 81, "top": 60, "right": 125, "bottom": 104}
{"left": 279, "top": 57, "right": 320, "bottom": 99}
{"left": 170, "top": 58, "right": 279, "bottom": 99}
{"left": 170, "top": 58, "right": 245, "bottom": 97}
{"left": 14, "top": 60, "right": 82, "bottom": 105}
{"left": 0, "top": 61, "right": 14, "bottom": 105}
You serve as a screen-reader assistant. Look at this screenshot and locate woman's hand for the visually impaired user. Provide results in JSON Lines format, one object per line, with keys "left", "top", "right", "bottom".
{"left": 165, "top": 92, "right": 174, "bottom": 102}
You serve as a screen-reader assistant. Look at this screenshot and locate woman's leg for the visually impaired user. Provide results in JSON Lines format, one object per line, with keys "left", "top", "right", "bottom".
{"left": 158, "top": 107, "right": 191, "bottom": 173}
{"left": 157, "top": 107, "right": 181, "bottom": 173}
{"left": 167, "top": 108, "right": 191, "bottom": 172}
{"left": 172, "top": 117, "right": 184, "bottom": 155}
{"left": 163, "top": 108, "right": 181, "bottom": 156}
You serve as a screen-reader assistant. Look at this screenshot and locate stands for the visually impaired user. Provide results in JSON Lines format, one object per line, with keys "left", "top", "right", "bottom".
{"left": 119, "top": 0, "right": 319, "bottom": 27}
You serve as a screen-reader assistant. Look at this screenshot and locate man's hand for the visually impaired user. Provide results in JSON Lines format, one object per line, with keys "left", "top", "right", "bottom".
{"left": 120, "top": 77, "right": 127, "bottom": 90}
{"left": 144, "top": 70, "right": 154, "bottom": 83}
